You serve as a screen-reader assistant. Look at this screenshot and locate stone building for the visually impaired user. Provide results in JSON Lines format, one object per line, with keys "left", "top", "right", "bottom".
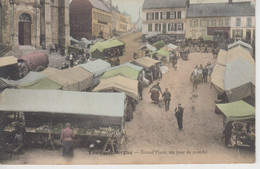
{"left": 70, "top": 0, "right": 112, "bottom": 40}
{"left": 142, "top": 0, "right": 188, "bottom": 40}
{"left": 0, "top": 0, "right": 70, "bottom": 50}
{"left": 186, "top": 0, "right": 255, "bottom": 40}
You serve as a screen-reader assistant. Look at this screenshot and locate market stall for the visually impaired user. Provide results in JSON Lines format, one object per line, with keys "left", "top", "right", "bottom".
{"left": 90, "top": 39, "right": 125, "bottom": 60}
{"left": 101, "top": 65, "right": 141, "bottom": 80}
{"left": 42, "top": 67, "right": 93, "bottom": 91}
{"left": 138, "top": 44, "right": 157, "bottom": 57}
{"left": 216, "top": 100, "right": 255, "bottom": 148}
{"left": 94, "top": 75, "right": 138, "bottom": 121}
{"left": 80, "top": 59, "right": 111, "bottom": 90}
{"left": 0, "top": 89, "right": 126, "bottom": 154}
{"left": 148, "top": 49, "right": 170, "bottom": 63}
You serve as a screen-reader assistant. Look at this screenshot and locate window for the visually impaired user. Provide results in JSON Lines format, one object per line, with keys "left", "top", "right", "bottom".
{"left": 147, "top": 12, "right": 154, "bottom": 20}
{"left": 177, "top": 23, "right": 183, "bottom": 31}
{"left": 213, "top": 19, "right": 216, "bottom": 27}
{"left": 210, "top": 20, "right": 214, "bottom": 27}
{"left": 155, "top": 24, "right": 158, "bottom": 31}
{"left": 168, "top": 23, "right": 176, "bottom": 31}
{"left": 175, "top": 23, "right": 177, "bottom": 31}
{"left": 148, "top": 24, "right": 152, "bottom": 32}
{"left": 170, "top": 12, "right": 175, "bottom": 19}
{"left": 195, "top": 20, "right": 198, "bottom": 27}
{"left": 177, "top": 11, "right": 181, "bottom": 19}
{"left": 207, "top": 19, "right": 210, "bottom": 27}
{"left": 162, "top": 12, "right": 167, "bottom": 19}
{"left": 247, "top": 18, "right": 252, "bottom": 26}
{"left": 190, "top": 20, "right": 193, "bottom": 27}
{"left": 167, "top": 12, "right": 170, "bottom": 19}
{"left": 225, "top": 18, "right": 229, "bottom": 26}
{"left": 218, "top": 19, "right": 223, "bottom": 27}
{"left": 155, "top": 12, "right": 159, "bottom": 20}
{"left": 236, "top": 18, "right": 241, "bottom": 26}
{"left": 158, "top": 24, "right": 161, "bottom": 31}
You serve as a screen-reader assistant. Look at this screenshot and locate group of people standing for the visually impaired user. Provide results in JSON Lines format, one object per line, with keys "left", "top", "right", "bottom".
{"left": 191, "top": 62, "right": 213, "bottom": 91}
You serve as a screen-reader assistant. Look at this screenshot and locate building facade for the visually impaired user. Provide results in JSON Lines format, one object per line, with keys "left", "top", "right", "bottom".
{"left": 142, "top": 0, "right": 188, "bottom": 40}
{"left": 0, "top": 0, "right": 70, "bottom": 50}
{"left": 70, "top": 0, "right": 112, "bottom": 40}
{"left": 186, "top": 0, "right": 255, "bottom": 40}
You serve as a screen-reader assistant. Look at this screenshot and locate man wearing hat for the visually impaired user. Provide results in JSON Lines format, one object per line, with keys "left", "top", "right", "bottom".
{"left": 162, "top": 88, "right": 171, "bottom": 111}
{"left": 175, "top": 104, "right": 184, "bottom": 130}
{"left": 60, "top": 122, "right": 75, "bottom": 157}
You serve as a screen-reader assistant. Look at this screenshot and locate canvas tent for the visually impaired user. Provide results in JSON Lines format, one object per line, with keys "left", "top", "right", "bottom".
{"left": 161, "top": 43, "right": 179, "bottom": 52}
{"left": 201, "top": 35, "right": 214, "bottom": 41}
{"left": 80, "top": 59, "right": 111, "bottom": 89}
{"left": 0, "top": 89, "right": 126, "bottom": 126}
{"left": 132, "top": 57, "right": 161, "bottom": 69}
{"left": 102, "top": 66, "right": 141, "bottom": 80}
{"left": 149, "top": 49, "right": 170, "bottom": 62}
{"left": 0, "top": 72, "right": 62, "bottom": 90}
{"left": 80, "top": 59, "right": 111, "bottom": 77}
{"left": 216, "top": 100, "right": 255, "bottom": 122}
{"left": 153, "top": 40, "right": 165, "bottom": 50}
{"left": 228, "top": 40, "right": 252, "bottom": 50}
{"left": 94, "top": 75, "right": 139, "bottom": 100}
{"left": 211, "top": 64, "right": 226, "bottom": 93}
{"left": 224, "top": 58, "right": 255, "bottom": 102}
{"left": 90, "top": 39, "right": 125, "bottom": 59}
{"left": 43, "top": 67, "right": 93, "bottom": 91}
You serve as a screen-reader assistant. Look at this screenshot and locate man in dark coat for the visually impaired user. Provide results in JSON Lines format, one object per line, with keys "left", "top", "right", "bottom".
{"left": 175, "top": 104, "right": 184, "bottom": 130}
{"left": 149, "top": 82, "right": 162, "bottom": 104}
{"left": 138, "top": 81, "right": 143, "bottom": 100}
{"left": 162, "top": 88, "right": 171, "bottom": 111}
{"left": 202, "top": 66, "right": 208, "bottom": 83}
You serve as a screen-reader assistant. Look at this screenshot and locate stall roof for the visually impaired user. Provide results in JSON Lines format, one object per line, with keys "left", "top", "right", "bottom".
{"left": 227, "top": 46, "right": 254, "bottom": 65}
{"left": 216, "top": 49, "right": 228, "bottom": 66}
{"left": 18, "top": 78, "right": 63, "bottom": 90}
{"left": 90, "top": 39, "right": 125, "bottom": 53}
{"left": 211, "top": 64, "right": 225, "bottom": 93}
{"left": 102, "top": 66, "right": 140, "bottom": 80}
{"left": 161, "top": 43, "right": 179, "bottom": 52}
{"left": 225, "top": 57, "right": 255, "bottom": 90}
{"left": 133, "top": 57, "right": 161, "bottom": 69}
{"left": 93, "top": 75, "right": 138, "bottom": 100}
{"left": 80, "top": 59, "right": 111, "bottom": 77}
{"left": 153, "top": 40, "right": 165, "bottom": 50}
{"left": 201, "top": 35, "right": 214, "bottom": 41}
{"left": 228, "top": 40, "right": 252, "bottom": 50}
{"left": 216, "top": 100, "right": 255, "bottom": 121}
{"left": 43, "top": 67, "right": 93, "bottom": 91}
{"left": 0, "top": 89, "right": 125, "bottom": 117}
{"left": 110, "top": 62, "right": 143, "bottom": 72}
{"left": 0, "top": 56, "right": 17, "bottom": 67}
{"left": 149, "top": 49, "right": 170, "bottom": 57}
{"left": 139, "top": 44, "right": 157, "bottom": 52}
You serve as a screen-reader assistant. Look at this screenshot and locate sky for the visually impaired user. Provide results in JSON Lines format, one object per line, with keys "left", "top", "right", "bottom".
{"left": 111, "top": 0, "right": 254, "bottom": 22}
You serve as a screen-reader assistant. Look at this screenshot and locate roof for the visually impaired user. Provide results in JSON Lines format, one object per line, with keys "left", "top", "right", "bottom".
{"left": 216, "top": 46, "right": 254, "bottom": 66}
{"left": 0, "top": 56, "right": 17, "bottom": 67}
{"left": 216, "top": 100, "right": 255, "bottom": 121}
{"left": 102, "top": 66, "right": 140, "bottom": 80}
{"left": 143, "top": 0, "right": 186, "bottom": 9}
{"left": 18, "top": 78, "right": 62, "bottom": 90}
{"left": 0, "top": 72, "right": 62, "bottom": 90}
{"left": 103, "top": 1, "right": 121, "bottom": 14}
{"left": 43, "top": 67, "right": 93, "bottom": 91}
{"left": 133, "top": 57, "right": 161, "bottom": 69}
{"left": 187, "top": 2, "right": 255, "bottom": 18}
{"left": 228, "top": 40, "right": 253, "bottom": 50}
{"left": 224, "top": 57, "right": 255, "bottom": 91}
{"left": 0, "top": 89, "right": 125, "bottom": 118}
{"left": 90, "top": 39, "right": 125, "bottom": 53}
{"left": 89, "top": 0, "right": 111, "bottom": 13}
{"left": 93, "top": 75, "right": 139, "bottom": 100}
{"left": 161, "top": 44, "right": 179, "bottom": 52}
{"left": 139, "top": 44, "right": 157, "bottom": 52}
{"left": 110, "top": 62, "right": 143, "bottom": 72}
{"left": 211, "top": 64, "right": 225, "bottom": 93}
{"left": 80, "top": 59, "right": 111, "bottom": 77}
{"left": 149, "top": 49, "right": 170, "bottom": 57}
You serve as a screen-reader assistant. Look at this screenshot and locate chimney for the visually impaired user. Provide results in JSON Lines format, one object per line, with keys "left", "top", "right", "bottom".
{"left": 228, "top": 0, "right": 232, "bottom": 4}
{"left": 186, "top": 0, "right": 190, "bottom": 8}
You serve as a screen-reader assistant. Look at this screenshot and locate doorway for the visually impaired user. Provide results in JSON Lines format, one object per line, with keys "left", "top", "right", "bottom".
{"left": 19, "top": 13, "right": 31, "bottom": 45}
